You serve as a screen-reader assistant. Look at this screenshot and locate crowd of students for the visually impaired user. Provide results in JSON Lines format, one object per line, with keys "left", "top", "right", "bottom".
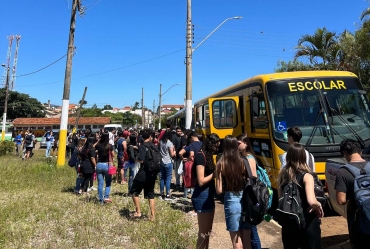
{"left": 13, "top": 122, "right": 369, "bottom": 248}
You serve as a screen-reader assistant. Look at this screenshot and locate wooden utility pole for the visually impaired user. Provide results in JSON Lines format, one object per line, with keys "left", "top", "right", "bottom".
{"left": 153, "top": 100, "right": 155, "bottom": 129}
{"left": 57, "top": 0, "right": 82, "bottom": 167}
{"left": 185, "top": 0, "right": 192, "bottom": 129}
{"left": 73, "top": 87, "right": 87, "bottom": 132}
{"left": 141, "top": 88, "right": 145, "bottom": 128}
{"left": 158, "top": 84, "right": 162, "bottom": 129}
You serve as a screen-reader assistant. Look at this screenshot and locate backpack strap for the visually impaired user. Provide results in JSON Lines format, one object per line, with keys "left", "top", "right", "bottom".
{"left": 341, "top": 162, "right": 370, "bottom": 176}
{"left": 308, "top": 152, "right": 314, "bottom": 171}
{"left": 242, "top": 158, "right": 253, "bottom": 178}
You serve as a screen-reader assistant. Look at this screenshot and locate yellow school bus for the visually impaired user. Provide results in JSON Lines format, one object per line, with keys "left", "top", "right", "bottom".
{"left": 193, "top": 71, "right": 370, "bottom": 189}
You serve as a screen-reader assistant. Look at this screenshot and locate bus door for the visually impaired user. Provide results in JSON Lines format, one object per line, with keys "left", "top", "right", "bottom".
{"left": 208, "top": 97, "right": 242, "bottom": 138}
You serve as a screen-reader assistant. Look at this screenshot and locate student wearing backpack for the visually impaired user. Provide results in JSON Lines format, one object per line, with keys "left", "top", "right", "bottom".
{"left": 277, "top": 143, "right": 323, "bottom": 249}
{"left": 24, "top": 130, "right": 36, "bottom": 161}
{"left": 159, "top": 130, "right": 176, "bottom": 200}
{"left": 216, "top": 135, "right": 255, "bottom": 249}
{"left": 78, "top": 136, "right": 96, "bottom": 197}
{"left": 280, "top": 126, "right": 315, "bottom": 172}
{"left": 335, "top": 139, "right": 370, "bottom": 248}
{"left": 130, "top": 129, "right": 159, "bottom": 221}
{"left": 191, "top": 133, "right": 220, "bottom": 249}
{"left": 236, "top": 134, "right": 261, "bottom": 249}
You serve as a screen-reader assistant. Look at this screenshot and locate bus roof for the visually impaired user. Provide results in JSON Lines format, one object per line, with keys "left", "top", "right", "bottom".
{"left": 194, "top": 70, "right": 358, "bottom": 105}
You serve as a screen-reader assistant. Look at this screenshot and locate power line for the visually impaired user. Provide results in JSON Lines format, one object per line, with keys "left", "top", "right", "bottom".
{"left": 16, "top": 48, "right": 184, "bottom": 88}
{"left": 16, "top": 53, "right": 68, "bottom": 77}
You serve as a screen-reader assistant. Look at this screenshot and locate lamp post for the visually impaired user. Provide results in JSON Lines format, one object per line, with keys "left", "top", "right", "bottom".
{"left": 1, "top": 64, "right": 10, "bottom": 141}
{"left": 158, "top": 83, "right": 182, "bottom": 130}
{"left": 185, "top": 0, "right": 242, "bottom": 129}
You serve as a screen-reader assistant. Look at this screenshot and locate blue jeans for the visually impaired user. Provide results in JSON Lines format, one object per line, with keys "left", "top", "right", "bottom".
{"left": 45, "top": 141, "right": 52, "bottom": 157}
{"left": 160, "top": 162, "right": 173, "bottom": 196}
{"left": 96, "top": 162, "right": 112, "bottom": 202}
{"left": 224, "top": 191, "right": 252, "bottom": 231}
{"left": 128, "top": 161, "right": 139, "bottom": 192}
{"left": 251, "top": 226, "right": 261, "bottom": 249}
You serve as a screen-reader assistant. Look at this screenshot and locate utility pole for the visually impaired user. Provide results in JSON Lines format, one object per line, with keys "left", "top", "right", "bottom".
{"left": 73, "top": 87, "right": 87, "bottom": 132}
{"left": 1, "top": 67, "right": 9, "bottom": 141}
{"left": 153, "top": 100, "right": 155, "bottom": 129}
{"left": 185, "top": 0, "right": 192, "bottom": 129}
{"left": 141, "top": 87, "right": 144, "bottom": 128}
{"left": 158, "top": 84, "right": 162, "bottom": 130}
{"left": 57, "top": 0, "right": 82, "bottom": 167}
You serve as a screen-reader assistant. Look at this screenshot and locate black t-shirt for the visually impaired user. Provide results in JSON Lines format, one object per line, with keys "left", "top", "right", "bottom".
{"left": 335, "top": 161, "right": 368, "bottom": 236}
{"left": 193, "top": 151, "right": 214, "bottom": 188}
{"left": 134, "top": 142, "right": 158, "bottom": 182}
{"left": 79, "top": 148, "right": 96, "bottom": 173}
{"left": 95, "top": 143, "right": 113, "bottom": 162}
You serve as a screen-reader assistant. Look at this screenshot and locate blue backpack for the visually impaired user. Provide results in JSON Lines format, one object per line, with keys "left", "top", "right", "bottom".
{"left": 342, "top": 162, "right": 370, "bottom": 235}
{"left": 247, "top": 155, "right": 273, "bottom": 210}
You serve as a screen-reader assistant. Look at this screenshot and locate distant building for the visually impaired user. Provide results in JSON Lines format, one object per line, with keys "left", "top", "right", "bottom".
{"left": 12, "top": 117, "right": 111, "bottom": 137}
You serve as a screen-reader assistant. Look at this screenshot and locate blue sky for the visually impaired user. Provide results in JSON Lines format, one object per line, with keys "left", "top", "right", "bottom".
{"left": 1, "top": 0, "right": 368, "bottom": 109}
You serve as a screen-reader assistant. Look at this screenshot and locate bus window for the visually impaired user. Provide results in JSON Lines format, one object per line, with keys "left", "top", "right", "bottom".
{"left": 204, "top": 104, "right": 210, "bottom": 128}
{"left": 251, "top": 94, "right": 268, "bottom": 130}
{"left": 212, "top": 99, "right": 237, "bottom": 128}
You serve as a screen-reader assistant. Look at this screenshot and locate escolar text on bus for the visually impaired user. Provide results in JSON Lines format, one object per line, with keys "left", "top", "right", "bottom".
{"left": 288, "top": 80, "right": 346, "bottom": 92}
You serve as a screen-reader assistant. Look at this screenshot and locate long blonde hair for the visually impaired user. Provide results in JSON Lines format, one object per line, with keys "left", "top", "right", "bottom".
{"left": 277, "top": 143, "right": 311, "bottom": 187}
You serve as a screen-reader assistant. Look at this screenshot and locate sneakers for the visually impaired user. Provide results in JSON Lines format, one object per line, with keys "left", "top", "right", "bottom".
{"left": 164, "top": 195, "right": 176, "bottom": 201}
{"left": 87, "top": 188, "right": 92, "bottom": 192}
{"left": 90, "top": 186, "right": 97, "bottom": 191}
{"left": 158, "top": 195, "right": 165, "bottom": 200}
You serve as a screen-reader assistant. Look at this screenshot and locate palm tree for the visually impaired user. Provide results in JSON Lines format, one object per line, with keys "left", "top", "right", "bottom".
{"left": 361, "top": 7, "right": 370, "bottom": 20}
{"left": 294, "top": 28, "right": 338, "bottom": 69}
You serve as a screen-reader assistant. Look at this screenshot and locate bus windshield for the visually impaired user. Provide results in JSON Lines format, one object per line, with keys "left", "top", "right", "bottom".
{"left": 266, "top": 77, "right": 370, "bottom": 145}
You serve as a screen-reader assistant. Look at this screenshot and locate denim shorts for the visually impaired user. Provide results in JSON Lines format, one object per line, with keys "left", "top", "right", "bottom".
{"left": 191, "top": 184, "right": 215, "bottom": 213}
{"left": 224, "top": 191, "right": 252, "bottom": 232}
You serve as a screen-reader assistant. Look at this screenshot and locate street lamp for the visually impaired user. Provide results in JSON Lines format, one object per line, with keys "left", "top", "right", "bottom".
{"left": 1, "top": 64, "right": 10, "bottom": 141}
{"left": 158, "top": 83, "right": 182, "bottom": 129}
{"left": 185, "top": 1, "right": 242, "bottom": 129}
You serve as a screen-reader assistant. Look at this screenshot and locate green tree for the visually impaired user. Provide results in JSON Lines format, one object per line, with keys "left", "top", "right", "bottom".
{"left": 361, "top": 7, "right": 370, "bottom": 20}
{"left": 103, "top": 112, "right": 123, "bottom": 124}
{"left": 131, "top": 102, "right": 140, "bottom": 111}
{"left": 91, "top": 103, "right": 98, "bottom": 109}
{"left": 0, "top": 89, "right": 45, "bottom": 119}
{"left": 80, "top": 107, "right": 103, "bottom": 117}
{"left": 122, "top": 111, "right": 136, "bottom": 126}
{"left": 275, "top": 59, "right": 316, "bottom": 72}
{"left": 294, "top": 27, "right": 338, "bottom": 69}
{"left": 103, "top": 104, "right": 113, "bottom": 110}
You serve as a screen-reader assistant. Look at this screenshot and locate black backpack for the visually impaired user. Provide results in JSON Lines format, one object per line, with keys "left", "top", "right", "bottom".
{"left": 241, "top": 158, "right": 270, "bottom": 226}
{"left": 128, "top": 145, "right": 136, "bottom": 161}
{"left": 25, "top": 134, "right": 33, "bottom": 145}
{"left": 143, "top": 143, "right": 161, "bottom": 172}
{"left": 312, "top": 172, "right": 326, "bottom": 207}
{"left": 68, "top": 149, "right": 79, "bottom": 167}
{"left": 275, "top": 179, "right": 306, "bottom": 230}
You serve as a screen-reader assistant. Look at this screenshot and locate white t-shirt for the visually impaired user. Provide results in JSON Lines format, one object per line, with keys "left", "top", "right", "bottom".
{"left": 280, "top": 149, "right": 315, "bottom": 172}
{"left": 109, "top": 132, "right": 114, "bottom": 145}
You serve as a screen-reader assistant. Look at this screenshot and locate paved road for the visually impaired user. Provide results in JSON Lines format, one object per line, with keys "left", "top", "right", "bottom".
{"left": 170, "top": 175, "right": 351, "bottom": 248}
{"left": 209, "top": 200, "right": 351, "bottom": 249}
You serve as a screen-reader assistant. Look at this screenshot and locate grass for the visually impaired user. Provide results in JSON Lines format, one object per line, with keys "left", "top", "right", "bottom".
{"left": 0, "top": 149, "right": 197, "bottom": 249}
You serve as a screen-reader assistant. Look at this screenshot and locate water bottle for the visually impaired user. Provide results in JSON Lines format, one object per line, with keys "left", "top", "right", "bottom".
{"left": 264, "top": 214, "right": 272, "bottom": 222}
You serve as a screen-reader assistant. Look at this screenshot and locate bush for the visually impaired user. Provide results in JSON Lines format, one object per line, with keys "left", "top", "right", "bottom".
{"left": 0, "top": 140, "right": 14, "bottom": 156}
